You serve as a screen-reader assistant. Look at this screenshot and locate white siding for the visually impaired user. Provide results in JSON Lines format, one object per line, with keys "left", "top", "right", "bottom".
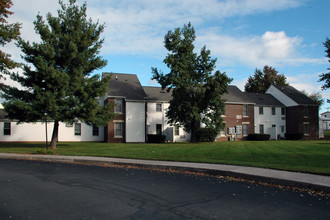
{"left": 146, "top": 102, "right": 190, "bottom": 142}
{"left": 0, "top": 121, "right": 104, "bottom": 142}
{"left": 266, "top": 85, "right": 298, "bottom": 107}
{"left": 125, "top": 102, "right": 145, "bottom": 142}
{"left": 254, "top": 106, "right": 286, "bottom": 139}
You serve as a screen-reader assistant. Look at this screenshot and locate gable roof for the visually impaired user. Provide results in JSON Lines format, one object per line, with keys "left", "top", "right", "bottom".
{"left": 143, "top": 86, "right": 173, "bottom": 102}
{"left": 221, "top": 86, "right": 254, "bottom": 104}
{"left": 273, "top": 85, "right": 319, "bottom": 106}
{"left": 103, "top": 73, "right": 147, "bottom": 101}
{"left": 245, "top": 92, "right": 284, "bottom": 106}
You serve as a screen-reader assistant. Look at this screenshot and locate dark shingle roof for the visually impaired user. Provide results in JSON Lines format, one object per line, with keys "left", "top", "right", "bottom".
{"left": 143, "top": 87, "right": 173, "bottom": 102}
{"left": 221, "top": 86, "right": 254, "bottom": 104}
{"left": 104, "top": 73, "right": 147, "bottom": 101}
{"left": 274, "top": 85, "right": 319, "bottom": 106}
{"left": 245, "top": 92, "right": 284, "bottom": 106}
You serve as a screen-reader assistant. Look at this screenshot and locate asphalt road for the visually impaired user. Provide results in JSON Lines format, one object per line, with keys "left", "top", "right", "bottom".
{"left": 0, "top": 159, "right": 329, "bottom": 219}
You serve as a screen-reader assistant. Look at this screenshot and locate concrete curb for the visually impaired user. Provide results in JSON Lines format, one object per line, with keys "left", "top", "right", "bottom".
{"left": 0, "top": 153, "right": 329, "bottom": 193}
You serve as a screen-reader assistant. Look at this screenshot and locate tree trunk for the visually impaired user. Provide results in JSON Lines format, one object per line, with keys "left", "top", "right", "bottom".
{"left": 190, "top": 119, "right": 200, "bottom": 143}
{"left": 50, "top": 121, "right": 59, "bottom": 149}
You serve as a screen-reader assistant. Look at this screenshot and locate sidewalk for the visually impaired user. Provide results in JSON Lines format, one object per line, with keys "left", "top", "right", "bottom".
{"left": 0, "top": 153, "right": 329, "bottom": 193}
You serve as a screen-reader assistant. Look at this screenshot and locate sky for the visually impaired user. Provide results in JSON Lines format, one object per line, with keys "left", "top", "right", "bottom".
{"left": 2, "top": 0, "right": 330, "bottom": 112}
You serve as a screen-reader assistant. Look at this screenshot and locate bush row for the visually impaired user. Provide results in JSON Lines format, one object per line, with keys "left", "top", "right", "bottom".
{"left": 147, "top": 134, "right": 166, "bottom": 143}
{"left": 284, "top": 133, "right": 304, "bottom": 140}
{"left": 247, "top": 133, "right": 270, "bottom": 141}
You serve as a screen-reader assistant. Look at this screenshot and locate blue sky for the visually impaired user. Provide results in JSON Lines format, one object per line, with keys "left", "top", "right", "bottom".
{"left": 3, "top": 0, "right": 330, "bottom": 111}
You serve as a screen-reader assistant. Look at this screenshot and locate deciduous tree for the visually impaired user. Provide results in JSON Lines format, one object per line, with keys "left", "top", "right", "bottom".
{"left": 152, "top": 23, "right": 232, "bottom": 142}
{"left": 245, "top": 66, "right": 288, "bottom": 93}
{"left": 319, "top": 38, "right": 330, "bottom": 89}
{"left": 300, "top": 90, "right": 324, "bottom": 106}
{"left": 2, "top": 0, "right": 114, "bottom": 149}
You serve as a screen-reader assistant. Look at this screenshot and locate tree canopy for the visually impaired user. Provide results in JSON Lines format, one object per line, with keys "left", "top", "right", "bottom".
{"left": 152, "top": 23, "right": 232, "bottom": 142}
{"left": 0, "top": 0, "right": 21, "bottom": 88}
{"left": 300, "top": 90, "right": 324, "bottom": 106}
{"left": 1, "top": 0, "right": 114, "bottom": 149}
{"left": 319, "top": 38, "right": 330, "bottom": 90}
{"left": 244, "top": 66, "right": 288, "bottom": 93}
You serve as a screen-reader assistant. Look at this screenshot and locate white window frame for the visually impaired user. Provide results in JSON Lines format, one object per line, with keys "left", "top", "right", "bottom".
{"left": 243, "top": 105, "right": 249, "bottom": 116}
{"left": 272, "top": 107, "right": 276, "bottom": 115}
{"left": 259, "top": 124, "right": 264, "bottom": 134}
{"left": 115, "top": 99, "right": 123, "bottom": 113}
{"left": 304, "top": 123, "right": 309, "bottom": 135}
{"left": 74, "top": 123, "right": 81, "bottom": 136}
{"left": 3, "top": 122, "right": 11, "bottom": 136}
{"left": 243, "top": 124, "right": 249, "bottom": 137}
{"left": 259, "top": 106, "right": 263, "bottom": 115}
{"left": 174, "top": 124, "right": 180, "bottom": 136}
{"left": 114, "top": 122, "right": 123, "bottom": 137}
{"left": 156, "top": 103, "right": 162, "bottom": 112}
{"left": 92, "top": 125, "right": 99, "bottom": 136}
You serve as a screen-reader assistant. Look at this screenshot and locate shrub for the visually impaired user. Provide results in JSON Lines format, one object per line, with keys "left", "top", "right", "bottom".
{"left": 195, "top": 128, "right": 218, "bottom": 142}
{"left": 285, "top": 133, "right": 304, "bottom": 140}
{"left": 247, "top": 133, "right": 270, "bottom": 141}
{"left": 147, "top": 134, "right": 166, "bottom": 143}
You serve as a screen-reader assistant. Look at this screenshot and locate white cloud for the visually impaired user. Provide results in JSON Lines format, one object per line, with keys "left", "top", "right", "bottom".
{"left": 198, "top": 30, "right": 325, "bottom": 68}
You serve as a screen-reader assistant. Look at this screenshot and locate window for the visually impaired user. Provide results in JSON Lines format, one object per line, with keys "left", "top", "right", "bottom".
{"left": 259, "top": 107, "right": 263, "bottom": 115}
{"left": 115, "top": 122, "right": 123, "bottom": 137}
{"left": 281, "top": 126, "right": 285, "bottom": 133}
{"left": 174, "top": 124, "right": 179, "bottom": 136}
{"left": 92, "top": 125, "right": 99, "bottom": 136}
{"left": 259, "top": 124, "right": 264, "bottom": 134}
{"left": 304, "top": 107, "right": 308, "bottom": 117}
{"left": 243, "top": 105, "right": 249, "bottom": 116}
{"left": 156, "top": 103, "right": 162, "bottom": 112}
{"left": 3, "top": 122, "right": 11, "bottom": 135}
{"left": 272, "top": 107, "right": 276, "bottom": 115}
{"left": 235, "top": 125, "right": 242, "bottom": 135}
{"left": 156, "top": 124, "right": 162, "bottom": 135}
{"left": 304, "top": 123, "right": 309, "bottom": 135}
{"left": 243, "top": 124, "right": 249, "bottom": 137}
{"left": 115, "top": 99, "right": 122, "bottom": 113}
{"left": 281, "top": 107, "right": 286, "bottom": 115}
{"left": 74, "top": 123, "right": 81, "bottom": 136}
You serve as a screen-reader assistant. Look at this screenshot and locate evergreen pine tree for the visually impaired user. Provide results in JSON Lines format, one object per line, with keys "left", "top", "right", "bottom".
{"left": 2, "top": 0, "right": 114, "bottom": 149}
{"left": 0, "top": 0, "right": 21, "bottom": 88}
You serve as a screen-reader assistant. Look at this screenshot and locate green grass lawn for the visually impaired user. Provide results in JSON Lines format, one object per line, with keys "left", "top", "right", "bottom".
{"left": 0, "top": 140, "right": 329, "bottom": 175}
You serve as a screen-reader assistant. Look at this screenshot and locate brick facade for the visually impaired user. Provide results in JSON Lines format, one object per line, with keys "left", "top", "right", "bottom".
{"left": 215, "top": 104, "right": 254, "bottom": 141}
{"left": 104, "top": 98, "right": 126, "bottom": 143}
{"left": 286, "top": 106, "right": 319, "bottom": 139}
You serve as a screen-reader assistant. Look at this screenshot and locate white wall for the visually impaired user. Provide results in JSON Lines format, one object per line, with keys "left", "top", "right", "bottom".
{"left": 125, "top": 102, "right": 145, "bottom": 142}
{"left": 146, "top": 102, "right": 190, "bottom": 142}
{"left": 254, "top": 106, "right": 286, "bottom": 139}
{"left": 0, "top": 121, "right": 104, "bottom": 142}
{"left": 266, "top": 85, "right": 298, "bottom": 107}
